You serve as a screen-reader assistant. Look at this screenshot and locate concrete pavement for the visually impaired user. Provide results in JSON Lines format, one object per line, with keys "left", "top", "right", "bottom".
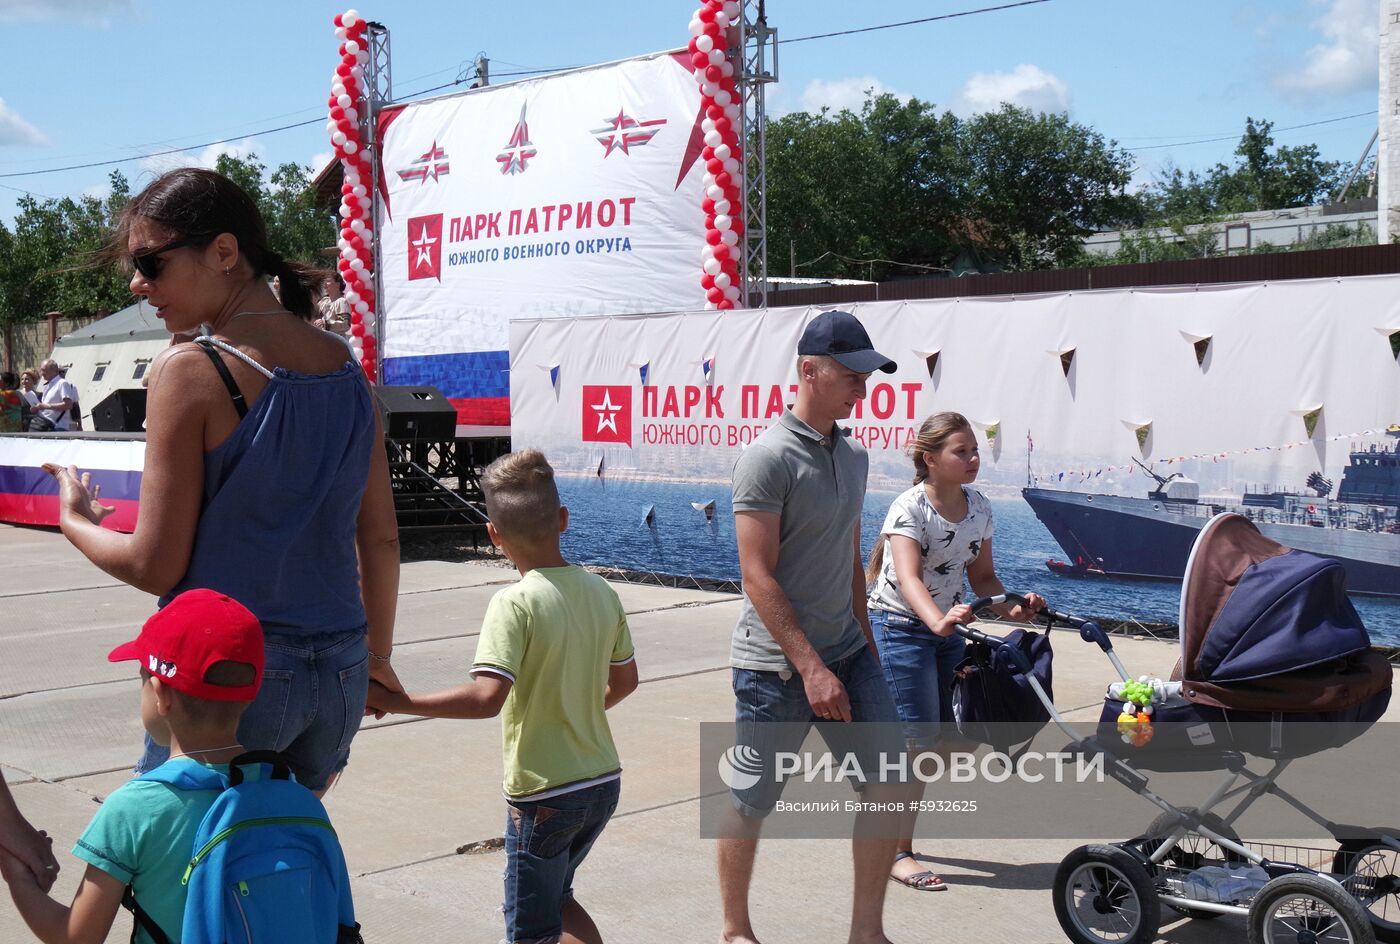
{"left": 1, "top": 522, "right": 1394, "bottom": 943}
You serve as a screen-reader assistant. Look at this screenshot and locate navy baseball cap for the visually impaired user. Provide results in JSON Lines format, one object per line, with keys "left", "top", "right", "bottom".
{"left": 797, "top": 310, "right": 896, "bottom": 374}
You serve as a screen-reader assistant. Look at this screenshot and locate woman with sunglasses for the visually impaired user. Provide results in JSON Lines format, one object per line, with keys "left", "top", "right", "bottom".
{"left": 43, "top": 167, "right": 402, "bottom": 794}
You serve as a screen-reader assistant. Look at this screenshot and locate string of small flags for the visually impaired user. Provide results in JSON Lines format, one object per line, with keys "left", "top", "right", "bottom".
{"left": 1044, "top": 428, "right": 1392, "bottom": 482}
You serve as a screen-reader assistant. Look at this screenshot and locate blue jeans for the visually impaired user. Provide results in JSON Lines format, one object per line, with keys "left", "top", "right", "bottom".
{"left": 870, "top": 607, "right": 967, "bottom": 746}
{"left": 729, "top": 645, "right": 902, "bottom": 818}
{"left": 137, "top": 629, "right": 369, "bottom": 791}
{"left": 504, "top": 779, "right": 621, "bottom": 944}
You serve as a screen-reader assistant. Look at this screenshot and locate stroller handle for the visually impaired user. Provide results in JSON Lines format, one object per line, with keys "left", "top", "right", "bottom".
{"left": 966, "top": 593, "right": 1117, "bottom": 656}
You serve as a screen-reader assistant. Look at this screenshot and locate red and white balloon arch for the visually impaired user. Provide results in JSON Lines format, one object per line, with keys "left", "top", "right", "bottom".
{"left": 688, "top": 0, "right": 744, "bottom": 310}
{"left": 326, "top": 9, "right": 378, "bottom": 381}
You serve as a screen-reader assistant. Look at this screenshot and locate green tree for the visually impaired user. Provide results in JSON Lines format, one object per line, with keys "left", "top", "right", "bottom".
{"left": 212, "top": 154, "right": 335, "bottom": 268}
{"left": 957, "top": 105, "right": 1140, "bottom": 269}
{"left": 765, "top": 94, "right": 1139, "bottom": 277}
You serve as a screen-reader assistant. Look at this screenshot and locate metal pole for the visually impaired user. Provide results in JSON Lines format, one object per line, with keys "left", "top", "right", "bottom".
{"left": 737, "top": 0, "right": 776, "bottom": 309}
{"left": 365, "top": 22, "right": 392, "bottom": 382}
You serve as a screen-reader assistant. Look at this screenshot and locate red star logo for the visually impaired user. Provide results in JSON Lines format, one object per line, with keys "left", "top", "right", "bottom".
{"left": 407, "top": 214, "right": 442, "bottom": 281}
{"left": 592, "top": 109, "right": 667, "bottom": 157}
{"left": 397, "top": 141, "right": 451, "bottom": 184}
{"left": 581, "top": 385, "right": 632, "bottom": 446}
{"left": 497, "top": 103, "right": 538, "bottom": 175}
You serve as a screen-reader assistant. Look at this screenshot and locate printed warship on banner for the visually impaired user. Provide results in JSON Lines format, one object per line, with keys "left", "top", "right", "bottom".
{"left": 1023, "top": 429, "right": 1400, "bottom": 597}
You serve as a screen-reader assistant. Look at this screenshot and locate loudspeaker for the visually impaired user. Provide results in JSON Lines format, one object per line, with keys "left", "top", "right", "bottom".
{"left": 372, "top": 385, "right": 457, "bottom": 442}
{"left": 91, "top": 388, "right": 147, "bottom": 432}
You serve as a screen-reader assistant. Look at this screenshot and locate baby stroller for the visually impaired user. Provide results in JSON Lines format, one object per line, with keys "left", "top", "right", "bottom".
{"left": 953, "top": 513, "right": 1397, "bottom": 944}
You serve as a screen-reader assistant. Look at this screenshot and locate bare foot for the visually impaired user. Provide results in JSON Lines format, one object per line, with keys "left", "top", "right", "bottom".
{"left": 719, "top": 931, "right": 762, "bottom": 944}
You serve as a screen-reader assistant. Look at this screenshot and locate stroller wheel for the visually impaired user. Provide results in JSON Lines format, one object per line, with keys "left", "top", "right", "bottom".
{"left": 1333, "top": 833, "right": 1400, "bottom": 943}
{"left": 1144, "top": 807, "right": 1245, "bottom": 921}
{"left": 1054, "top": 844, "right": 1160, "bottom": 944}
{"left": 1248, "top": 873, "right": 1375, "bottom": 944}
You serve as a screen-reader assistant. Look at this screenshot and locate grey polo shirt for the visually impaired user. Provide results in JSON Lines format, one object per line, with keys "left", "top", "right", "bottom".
{"left": 730, "top": 409, "right": 869, "bottom": 671}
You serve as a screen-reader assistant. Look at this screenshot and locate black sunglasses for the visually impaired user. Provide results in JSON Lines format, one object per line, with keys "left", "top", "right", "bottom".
{"left": 129, "top": 236, "right": 205, "bottom": 280}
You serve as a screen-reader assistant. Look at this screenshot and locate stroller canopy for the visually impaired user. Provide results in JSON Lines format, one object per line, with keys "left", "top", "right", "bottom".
{"left": 1174, "top": 513, "right": 1392, "bottom": 712}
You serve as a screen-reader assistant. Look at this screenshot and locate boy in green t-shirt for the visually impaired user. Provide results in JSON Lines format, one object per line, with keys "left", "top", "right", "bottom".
{"left": 369, "top": 449, "right": 638, "bottom": 944}
{"left": 0, "top": 589, "right": 264, "bottom": 944}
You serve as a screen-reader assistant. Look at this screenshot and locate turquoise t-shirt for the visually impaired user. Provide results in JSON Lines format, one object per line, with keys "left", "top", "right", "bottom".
{"left": 472, "top": 566, "right": 636, "bottom": 799}
{"left": 72, "top": 758, "right": 232, "bottom": 944}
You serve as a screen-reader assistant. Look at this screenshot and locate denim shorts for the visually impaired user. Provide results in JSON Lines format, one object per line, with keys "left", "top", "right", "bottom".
{"left": 870, "top": 607, "right": 967, "bottom": 745}
{"left": 729, "top": 645, "right": 903, "bottom": 818}
{"left": 503, "top": 778, "right": 621, "bottom": 944}
{"left": 137, "top": 629, "right": 369, "bottom": 791}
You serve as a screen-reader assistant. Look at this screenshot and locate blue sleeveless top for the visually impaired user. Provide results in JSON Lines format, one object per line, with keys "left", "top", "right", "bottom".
{"left": 161, "top": 353, "right": 376, "bottom": 638}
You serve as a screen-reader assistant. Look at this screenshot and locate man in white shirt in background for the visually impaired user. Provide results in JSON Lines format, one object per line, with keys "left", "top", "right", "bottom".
{"left": 32, "top": 359, "right": 78, "bottom": 432}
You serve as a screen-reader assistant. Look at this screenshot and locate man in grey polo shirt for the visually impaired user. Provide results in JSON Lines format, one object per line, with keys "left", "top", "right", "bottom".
{"left": 718, "top": 310, "right": 905, "bottom": 944}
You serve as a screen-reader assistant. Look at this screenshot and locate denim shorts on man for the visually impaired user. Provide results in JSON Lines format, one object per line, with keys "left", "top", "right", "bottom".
{"left": 503, "top": 779, "right": 621, "bottom": 944}
{"left": 137, "top": 628, "right": 368, "bottom": 791}
{"left": 729, "top": 646, "right": 903, "bottom": 818}
{"left": 871, "top": 607, "right": 967, "bottom": 747}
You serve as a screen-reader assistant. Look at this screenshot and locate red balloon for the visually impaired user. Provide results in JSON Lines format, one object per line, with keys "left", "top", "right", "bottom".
{"left": 336, "top": 63, "right": 351, "bottom": 77}
{"left": 701, "top": 146, "right": 716, "bottom": 162}
{"left": 330, "top": 106, "right": 345, "bottom": 121}
{"left": 362, "top": 335, "right": 377, "bottom": 351}
{"left": 338, "top": 259, "right": 351, "bottom": 272}
{"left": 717, "top": 299, "right": 734, "bottom": 310}
{"left": 351, "top": 323, "right": 365, "bottom": 337}
{"left": 333, "top": 13, "right": 343, "bottom": 26}
{"left": 705, "top": 215, "right": 716, "bottom": 231}
{"left": 701, "top": 198, "right": 716, "bottom": 215}
{"left": 706, "top": 288, "right": 724, "bottom": 304}
{"left": 697, "top": 7, "right": 715, "bottom": 23}
{"left": 706, "top": 229, "right": 722, "bottom": 246}
{"left": 700, "top": 274, "right": 716, "bottom": 290}
{"left": 706, "top": 159, "right": 724, "bottom": 175}
{"left": 337, "top": 121, "right": 353, "bottom": 136}
{"left": 338, "top": 44, "right": 347, "bottom": 57}
{"left": 687, "top": 37, "right": 699, "bottom": 55}
{"left": 715, "top": 172, "right": 732, "bottom": 189}
{"left": 361, "top": 358, "right": 375, "bottom": 373}
{"left": 715, "top": 117, "right": 731, "bottom": 136}
{"left": 705, "top": 65, "right": 723, "bottom": 84}
{"left": 345, "top": 196, "right": 359, "bottom": 211}
{"left": 706, "top": 104, "right": 724, "bottom": 122}
{"left": 691, "top": 51, "right": 709, "bottom": 70}
{"left": 712, "top": 244, "right": 730, "bottom": 262}
{"left": 341, "top": 183, "right": 353, "bottom": 195}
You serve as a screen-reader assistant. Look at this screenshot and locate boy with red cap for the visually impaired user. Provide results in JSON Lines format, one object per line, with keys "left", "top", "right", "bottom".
{"left": 0, "top": 589, "right": 264, "bottom": 944}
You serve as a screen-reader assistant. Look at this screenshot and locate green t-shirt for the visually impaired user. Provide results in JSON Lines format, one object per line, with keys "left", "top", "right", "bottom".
{"left": 472, "top": 565, "right": 635, "bottom": 799}
{"left": 73, "top": 758, "right": 233, "bottom": 944}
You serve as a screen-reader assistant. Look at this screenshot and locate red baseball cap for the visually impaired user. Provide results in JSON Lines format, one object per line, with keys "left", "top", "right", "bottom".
{"left": 108, "top": 589, "right": 264, "bottom": 702}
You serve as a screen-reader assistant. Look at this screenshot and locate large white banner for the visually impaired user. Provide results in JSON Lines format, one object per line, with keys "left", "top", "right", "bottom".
{"left": 377, "top": 51, "right": 708, "bottom": 426}
{"left": 511, "top": 276, "right": 1400, "bottom": 489}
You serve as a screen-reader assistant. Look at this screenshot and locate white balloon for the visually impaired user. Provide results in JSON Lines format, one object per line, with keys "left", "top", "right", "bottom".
{"left": 701, "top": 242, "right": 715, "bottom": 258}
{"left": 325, "top": 121, "right": 338, "bottom": 136}
{"left": 345, "top": 290, "right": 360, "bottom": 304}
{"left": 723, "top": 1, "right": 740, "bottom": 21}
{"left": 335, "top": 27, "right": 347, "bottom": 40}
{"left": 706, "top": 184, "right": 724, "bottom": 200}
{"left": 350, "top": 344, "right": 364, "bottom": 360}
{"left": 337, "top": 94, "right": 352, "bottom": 109}
{"left": 703, "top": 258, "right": 722, "bottom": 276}
{"left": 350, "top": 258, "right": 365, "bottom": 271}
{"left": 354, "top": 301, "right": 369, "bottom": 314}
{"left": 701, "top": 118, "right": 716, "bottom": 134}
{"left": 715, "top": 214, "right": 733, "bottom": 231}
{"left": 724, "top": 285, "right": 741, "bottom": 301}
{"left": 343, "top": 140, "right": 359, "bottom": 154}
{"left": 345, "top": 106, "right": 359, "bottom": 121}
{"left": 722, "top": 229, "right": 739, "bottom": 246}
{"left": 350, "top": 217, "right": 366, "bottom": 232}
{"left": 715, "top": 271, "right": 732, "bottom": 289}
{"left": 345, "top": 39, "right": 360, "bottom": 54}
{"left": 345, "top": 8, "right": 360, "bottom": 21}
{"left": 703, "top": 173, "right": 716, "bottom": 188}
{"left": 353, "top": 185, "right": 367, "bottom": 198}
{"left": 357, "top": 50, "right": 369, "bottom": 66}
{"left": 704, "top": 130, "right": 722, "bottom": 148}
{"left": 725, "top": 104, "right": 742, "bottom": 123}
{"left": 708, "top": 48, "right": 725, "bottom": 66}
{"left": 720, "top": 60, "right": 735, "bottom": 78}
{"left": 338, "top": 238, "right": 350, "bottom": 252}
{"left": 688, "top": 17, "right": 703, "bottom": 35}
{"left": 700, "top": 81, "right": 718, "bottom": 98}
{"left": 715, "top": 89, "right": 732, "bottom": 106}
{"left": 714, "top": 143, "right": 731, "bottom": 160}
{"left": 695, "top": 34, "right": 714, "bottom": 53}
{"left": 723, "top": 157, "right": 741, "bottom": 175}
{"left": 339, "top": 205, "right": 352, "bottom": 218}
{"left": 332, "top": 131, "right": 347, "bottom": 146}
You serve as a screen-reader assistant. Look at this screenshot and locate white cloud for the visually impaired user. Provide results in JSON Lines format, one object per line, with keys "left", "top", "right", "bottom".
{"left": 1276, "top": 0, "right": 1377, "bottom": 94}
{"left": 139, "top": 138, "right": 260, "bottom": 177}
{"left": 0, "top": 0, "right": 129, "bottom": 22}
{"left": 950, "top": 64, "right": 1071, "bottom": 117}
{"left": 0, "top": 97, "right": 47, "bottom": 146}
{"left": 310, "top": 151, "right": 334, "bottom": 174}
{"left": 797, "top": 76, "right": 913, "bottom": 115}
{"left": 83, "top": 180, "right": 112, "bottom": 201}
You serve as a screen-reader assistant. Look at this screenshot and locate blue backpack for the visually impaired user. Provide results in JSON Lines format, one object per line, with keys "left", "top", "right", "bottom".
{"left": 122, "top": 751, "right": 362, "bottom": 944}
{"left": 951, "top": 628, "right": 1055, "bottom": 758}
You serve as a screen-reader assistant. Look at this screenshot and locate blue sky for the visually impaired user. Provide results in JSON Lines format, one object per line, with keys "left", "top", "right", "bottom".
{"left": 0, "top": 0, "right": 1382, "bottom": 223}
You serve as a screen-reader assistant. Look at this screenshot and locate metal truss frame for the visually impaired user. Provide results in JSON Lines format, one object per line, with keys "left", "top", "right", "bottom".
{"left": 736, "top": 1, "right": 777, "bottom": 309}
